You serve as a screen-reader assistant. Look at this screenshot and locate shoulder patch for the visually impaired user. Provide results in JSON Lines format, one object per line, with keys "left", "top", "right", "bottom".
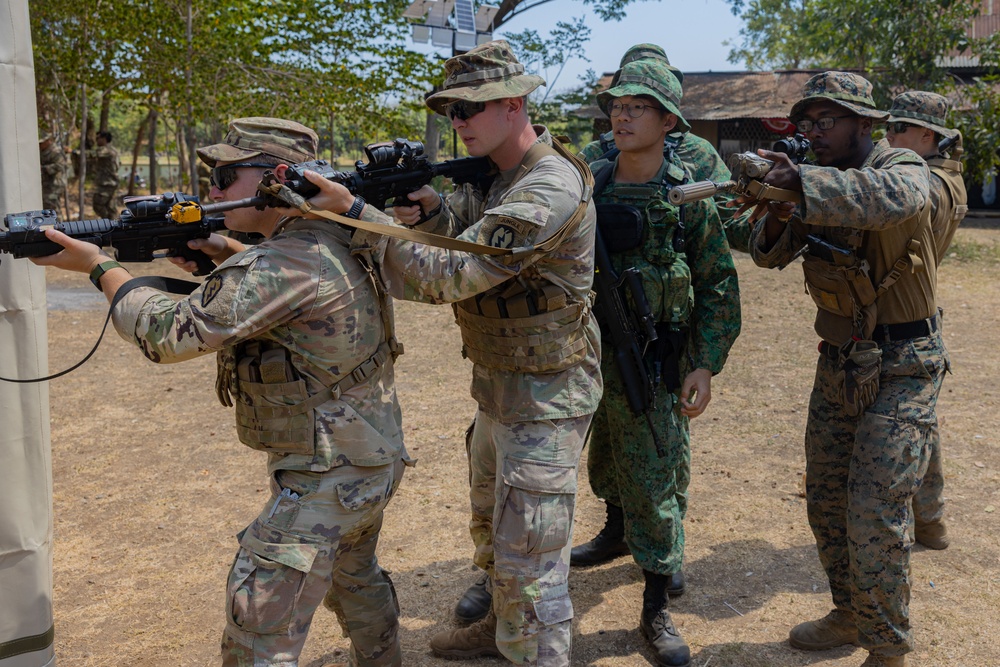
{"left": 488, "top": 216, "right": 529, "bottom": 248}
{"left": 202, "top": 274, "right": 225, "bottom": 307}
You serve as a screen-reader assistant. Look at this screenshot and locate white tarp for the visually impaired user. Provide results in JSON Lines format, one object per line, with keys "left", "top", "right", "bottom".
{"left": 0, "top": 1, "right": 56, "bottom": 666}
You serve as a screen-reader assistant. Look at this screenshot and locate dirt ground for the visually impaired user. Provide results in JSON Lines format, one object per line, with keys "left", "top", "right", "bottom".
{"left": 40, "top": 226, "right": 999, "bottom": 667}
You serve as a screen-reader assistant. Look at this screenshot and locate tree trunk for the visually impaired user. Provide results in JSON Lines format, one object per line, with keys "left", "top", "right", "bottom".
{"left": 99, "top": 92, "right": 110, "bottom": 134}
{"left": 424, "top": 110, "right": 440, "bottom": 162}
{"left": 148, "top": 104, "right": 159, "bottom": 195}
{"left": 175, "top": 118, "right": 188, "bottom": 191}
{"left": 128, "top": 109, "right": 151, "bottom": 197}
{"left": 78, "top": 82, "right": 88, "bottom": 220}
{"left": 185, "top": 0, "right": 198, "bottom": 196}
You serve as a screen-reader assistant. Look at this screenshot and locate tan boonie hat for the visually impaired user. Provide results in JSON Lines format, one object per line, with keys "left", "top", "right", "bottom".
{"left": 789, "top": 71, "right": 888, "bottom": 123}
{"left": 197, "top": 117, "right": 318, "bottom": 167}
{"left": 887, "top": 91, "right": 958, "bottom": 139}
{"left": 616, "top": 43, "right": 683, "bottom": 84}
{"left": 597, "top": 59, "right": 690, "bottom": 133}
{"left": 425, "top": 40, "right": 545, "bottom": 116}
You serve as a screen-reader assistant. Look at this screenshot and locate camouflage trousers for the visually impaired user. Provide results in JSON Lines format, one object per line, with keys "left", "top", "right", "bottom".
{"left": 912, "top": 313, "right": 949, "bottom": 525}
{"left": 468, "top": 411, "right": 591, "bottom": 667}
{"left": 92, "top": 186, "right": 119, "bottom": 219}
{"left": 805, "top": 330, "right": 947, "bottom": 657}
{"left": 587, "top": 348, "right": 689, "bottom": 575}
{"left": 221, "top": 459, "right": 405, "bottom": 667}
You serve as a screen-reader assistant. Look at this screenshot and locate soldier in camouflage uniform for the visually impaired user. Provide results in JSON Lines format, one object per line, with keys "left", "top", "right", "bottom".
{"left": 577, "top": 44, "right": 751, "bottom": 252}
{"left": 886, "top": 91, "right": 968, "bottom": 551}
{"left": 32, "top": 117, "right": 408, "bottom": 667}
{"left": 748, "top": 72, "right": 944, "bottom": 667}
{"left": 300, "top": 40, "right": 600, "bottom": 667}
{"left": 90, "top": 130, "right": 121, "bottom": 218}
{"left": 580, "top": 56, "right": 740, "bottom": 667}
{"left": 39, "top": 133, "right": 67, "bottom": 215}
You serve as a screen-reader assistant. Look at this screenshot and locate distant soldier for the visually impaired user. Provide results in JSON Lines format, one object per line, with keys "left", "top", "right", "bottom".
{"left": 90, "top": 130, "right": 121, "bottom": 218}
{"left": 39, "top": 133, "right": 67, "bottom": 214}
{"left": 886, "top": 91, "right": 969, "bottom": 551}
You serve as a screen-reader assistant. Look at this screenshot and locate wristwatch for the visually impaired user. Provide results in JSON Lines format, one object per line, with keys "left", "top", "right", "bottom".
{"left": 344, "top": 196, "right": 366, "bottom": 219}
{"left": 89, "top": 260, "right": 123, "bottom": 291}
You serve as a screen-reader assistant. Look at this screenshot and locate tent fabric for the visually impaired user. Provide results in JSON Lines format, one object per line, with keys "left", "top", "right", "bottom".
{"left": 0, "top": 0, "right": 56, "bottom": 665}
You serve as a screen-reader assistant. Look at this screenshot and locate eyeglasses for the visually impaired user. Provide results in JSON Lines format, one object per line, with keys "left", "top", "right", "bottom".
{"left": 446, "top": 100, "right": 487, "bottom": 121}
{"left": 795, "top": 115, "right": 853, "bottom": 133}
{"left": 210, "top": 162, "right": 274, "bottom": 190}
{"left": 608, "top": 101, "right": 659, "bottom": 119}
{"left": 887, "top": 121, "right": 914, "bottom": 134}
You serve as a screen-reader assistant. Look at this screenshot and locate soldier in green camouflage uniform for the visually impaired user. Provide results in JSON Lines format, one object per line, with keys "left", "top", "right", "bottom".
{"left": 748, "top": 72, "right": 944, "bottom": 667}
{"left": 576, "top": 56, "right": 741, "bottom": 667}
{"left": 90, "top": 130, "right": 121, "bottom": 218}
{"left": 577, "top": 44, "right": 750, "bottom": 252}
{"left": 39, "top": 133, "right": 67, "bottom": 214}
{"left": 300, "top": 40, "right": 600, "bottom": 667}
{"left": 32, "top": 117, "right": 408, "bottom": 667}
{"left": 886, "top": 91, "right": 968, "bottom": 551}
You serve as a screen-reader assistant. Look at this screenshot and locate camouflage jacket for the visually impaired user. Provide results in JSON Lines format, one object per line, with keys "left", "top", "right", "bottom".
{"left": 89, "top": 144, "right": 120, "bottom": 189}
{"left": 750, "top": 139, "right": 934, "bottom": 339}
{"left": 112, "top": 219, "right": 405, "bottom": 473}
{"left": 353, "top": 126, "right": 603, "bottom": 423}
{"left": 591, "top": 156, "right": 741, "bottom": 375}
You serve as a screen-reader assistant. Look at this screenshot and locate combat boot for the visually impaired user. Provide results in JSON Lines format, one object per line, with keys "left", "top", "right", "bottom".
{"left": 570, "top": 501, "right": 630, "bottom": 566}
{"left": 639, "top": 570, "right": 691, "bottom": 667}
{"left": 453, "top": 571, "right": 491, "bottom": 624}
{"left": 429, "top": 609, "right": 501, "bottom": 660}
{"left": 788, "top": 608, "right": 859, "bottom": 650}
{"left": 860, "top": 652, "right": 907, "bottom": 667}
{"left": 915, "top": 519, "right": 950, "bottom": 550}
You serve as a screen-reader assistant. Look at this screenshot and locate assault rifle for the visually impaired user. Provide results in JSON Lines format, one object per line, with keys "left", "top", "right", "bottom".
{"left": 591, "top": 227, "right": 666, "bottom": 457}
{"left": 1, "top": 193, "right": 230, "bottom": 275}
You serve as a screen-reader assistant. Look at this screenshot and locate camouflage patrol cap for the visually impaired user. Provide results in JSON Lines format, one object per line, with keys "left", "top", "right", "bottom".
{"left": 887, "top": 91, "right": 958, "bottom": 139}
{"left": 597, "top": 59, "right": 690, "bottom": 133}
{"left": 196, "top": 117, "right": 318, "bottom": 167}
{"left": 617, "top": 43, "right": 683, "bottom": 84}
{"left": 425, "top": 40, "right": 545, "bottom": 115}
{"left": 789, "top": 71, "right": 888, "bottom": 123}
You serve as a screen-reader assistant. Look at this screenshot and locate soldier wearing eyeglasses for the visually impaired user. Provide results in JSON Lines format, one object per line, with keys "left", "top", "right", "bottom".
{"left": 30, "top": 117, "right": 409, "bottom": 667}
{"left": 296, "top": 40, "right": 599, "bottom": 667}
{"left": 885, "top": 91, "right": 968, "bottom": 553}
{"left": 746, "top": 72, "right": 944, "bottom": 667}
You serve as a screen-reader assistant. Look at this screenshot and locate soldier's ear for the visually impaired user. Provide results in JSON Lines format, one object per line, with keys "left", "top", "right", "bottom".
{"left": 859, "top": 117, "right": 873, "bottom": 137}
{"left": 273, "top": 164, "right": 290, "bottom": 182}
{"left": 663, "top": 113, "right": 678, "bottom": 134}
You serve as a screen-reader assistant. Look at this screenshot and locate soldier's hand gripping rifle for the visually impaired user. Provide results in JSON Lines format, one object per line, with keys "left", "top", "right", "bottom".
{"left": 592, "top": 227, "right": 667, "bottom": 457}
{"left": 0, "top": 192, "right": 236, "bottom": 275}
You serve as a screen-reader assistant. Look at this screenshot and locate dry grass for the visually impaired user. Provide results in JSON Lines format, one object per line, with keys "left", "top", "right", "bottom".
{"left": 45, "top": 227, "right": 1000, "bottom": 667}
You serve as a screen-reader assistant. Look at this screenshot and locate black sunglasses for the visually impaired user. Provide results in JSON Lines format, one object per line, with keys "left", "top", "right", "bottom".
{"left": 887, "top": 122, "right": 913, "bottom": 134}
{"left": 210, "top": 162, "right": 274, "bottom": 190}
{"left": 446, "top": 100, "right": 487, "bottom": 121}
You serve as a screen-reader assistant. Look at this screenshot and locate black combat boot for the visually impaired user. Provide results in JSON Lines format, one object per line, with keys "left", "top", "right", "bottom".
{"left": 640, "top": 570, "right": 690, "bottom": 667}
{"left": 570, "top": 501, "right": 630, "bottom": 566}
{"left": 454, "top": 570, "right": 492, "bottom": 624}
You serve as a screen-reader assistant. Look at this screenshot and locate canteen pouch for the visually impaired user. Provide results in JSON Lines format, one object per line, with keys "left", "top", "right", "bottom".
{"left": 596, "top": 203, "right": 645, "bottom": 253}
{"left": 838, "top": 340, "right": 882, "bottom": 417}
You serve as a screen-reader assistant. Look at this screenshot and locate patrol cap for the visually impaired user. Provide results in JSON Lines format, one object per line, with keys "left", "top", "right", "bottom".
{"left": 617, "top": 43, "right": 683, "bottom": 84}
{"left": 597, "top": 59, "right": 690, "bottom": 133}
{"left": 425, "top": 40, "right": 545, "bottom": 116}
{"left": 887, "top": 91, "right": 958, "bottom": 139}
{"left": 197, "top": 117, "right": 318, "bottom": 167}
{"left": 789, "top": 71, "right": 888, "bottom": 123}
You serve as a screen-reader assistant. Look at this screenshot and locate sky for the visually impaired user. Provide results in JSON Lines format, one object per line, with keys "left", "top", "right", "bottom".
{"left": 410, "top": 0, "right": 747, "bottom": 94}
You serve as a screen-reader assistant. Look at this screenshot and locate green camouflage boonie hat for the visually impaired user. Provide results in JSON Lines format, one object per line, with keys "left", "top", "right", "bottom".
{"left": 196, "top": 117, "right": 318, "bottom": 167}
{"left": 425, "top": 40, "right": 545, "bottom": 116}
{"left": 887, "top": 91, "right": 958, "bottom": 139}
{"left": 616, "top": 43, "right": 683, "bottom": 85}
{"left": 789, "top": 71, "right": 888, "bottom": 123}
{"left": 597, "top": 59, "right": 690, "bottom": 133}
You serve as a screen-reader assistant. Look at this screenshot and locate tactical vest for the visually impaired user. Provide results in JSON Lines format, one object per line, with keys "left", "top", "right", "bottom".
{"left": 928, "top": 156, "right": 968, "bottom": 259}
{"left": 455, "top": 142, "right": 595, "bottom": 373}
{"left": 219, "top": 219, "right": 401, "bottom": 456}
{"left": 590, "top": 157, "right": 693, "bottom": 328}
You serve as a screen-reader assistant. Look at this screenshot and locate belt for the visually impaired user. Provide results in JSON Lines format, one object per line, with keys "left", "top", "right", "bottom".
{"left": 871, "top": 314, "right": 938, "bottom": 343}
{"left": 818, "top": 341, "right": 841, "bottom": 360}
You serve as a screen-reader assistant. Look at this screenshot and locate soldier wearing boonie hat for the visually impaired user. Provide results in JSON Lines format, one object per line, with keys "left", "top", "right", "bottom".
{"left": 32, "top": 114, "right": 410, "bottom": 667}
{"left": 886, "top": 90, "right": 967, "bottom": 556}
{"left": 749, "top": 73, "right": 943, "bottom": 667}
{"left": 597, "top": 58, "right": 691, "bottom": 134}
{"left": 310, "top": 38, "right": 601, "bottom": 667}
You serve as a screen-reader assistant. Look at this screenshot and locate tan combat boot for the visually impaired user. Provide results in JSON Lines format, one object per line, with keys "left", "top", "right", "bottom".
{"left": 860, "top": 652, "right": 907, "bottom": 666}
{"left": 915, "top": 519, "right": 950, "bottom": 550}
{"left": 789, "top": 608, "right": 859, "bottom": 650}
{"left": 429, "top": 609, "right": 501, "bottom": 659}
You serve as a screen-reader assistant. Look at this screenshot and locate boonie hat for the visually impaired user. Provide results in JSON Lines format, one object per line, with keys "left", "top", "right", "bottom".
{"left": 617, "top": 43, "right": 683, "bottom": 85}
{"left": 597, "top": 59, "right": 690, "bottom": 133}
{"left": 197, "top": 117, "right": 318, "bottom": 167}
{"left": 887, "top": 91, "right": 958, "bottom": 139}
{"left": 789, "top": 71, "right": 888, "bottom": 123}
{"left": 425, "top": 40, "right": 545, "bottom": 116}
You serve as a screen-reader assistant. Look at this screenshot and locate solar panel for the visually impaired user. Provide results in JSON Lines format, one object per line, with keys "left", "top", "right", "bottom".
{"left": 454, "top": 0, "right": 476, "bottom": 33}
